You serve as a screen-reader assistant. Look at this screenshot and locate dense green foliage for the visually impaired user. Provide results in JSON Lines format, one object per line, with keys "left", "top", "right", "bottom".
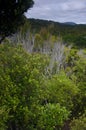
{"left": 0, "top": 43, "right": 69, "bottom": 130}
{"left": 70, "top": 112, "right": 86, "bottom": 130}
{"left": 0, "top": 18, "right": 86, "bottom": 129}
{"left": 0, "top": 39, "right": 86, "bottom": 129}
{"left": 29, "top": 18, "right": 86, "bottom": 48}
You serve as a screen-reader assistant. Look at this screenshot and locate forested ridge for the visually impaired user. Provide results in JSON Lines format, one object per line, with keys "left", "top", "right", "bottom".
{"left": 29, "top": 18, "right": 86, "bottom": 48}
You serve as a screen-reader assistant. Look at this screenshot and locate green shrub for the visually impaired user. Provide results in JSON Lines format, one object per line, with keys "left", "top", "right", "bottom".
{"left": 70, "top": 112, "right": 86, "bottom": 130}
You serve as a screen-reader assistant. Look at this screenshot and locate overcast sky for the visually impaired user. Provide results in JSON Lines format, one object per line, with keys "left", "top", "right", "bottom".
{"left": 25, "top": 0, "right": 86, "bottom": 24}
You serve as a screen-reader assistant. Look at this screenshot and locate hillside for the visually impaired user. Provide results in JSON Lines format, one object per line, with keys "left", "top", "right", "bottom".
{"left": 0, "top": 18, "right": 86, "bottom": 130}
{"left": 28, "top": 18, "right": 86, "bottom": 48}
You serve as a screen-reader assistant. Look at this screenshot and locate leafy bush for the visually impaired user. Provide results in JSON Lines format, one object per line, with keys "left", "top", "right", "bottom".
{"left": 37, "top": 103, "right": 69, "bottom": 130}
{"left": 0, "top": 43, "right": 69, "bottom": 130}
{"left": 46, "top": 72, "right": 79, "bottom": 110}
{"left": 70, "top": 112, "right": 86, "bottom": 130}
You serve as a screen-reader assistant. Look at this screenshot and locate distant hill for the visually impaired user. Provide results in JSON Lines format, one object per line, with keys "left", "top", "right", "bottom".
{"left": 28, "top": 18, "right": 86, "bottom": 30}
{"left": 61, "top": 22, "right": 77, "bottom": 26}
{"left": 28, "top": 18, "right": 86, "bottom": 48}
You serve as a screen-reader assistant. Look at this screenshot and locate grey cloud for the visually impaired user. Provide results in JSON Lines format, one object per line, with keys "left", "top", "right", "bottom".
{"left": 25, "top": 0, "right": 86, "bottom": 24}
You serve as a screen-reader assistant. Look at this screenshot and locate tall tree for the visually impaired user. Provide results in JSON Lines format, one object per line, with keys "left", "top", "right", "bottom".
{"left": 0, "top": 0, "right": 34, "bottom": 43}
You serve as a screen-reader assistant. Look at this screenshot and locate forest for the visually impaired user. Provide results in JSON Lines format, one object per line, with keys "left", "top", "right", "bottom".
{"left": 29, "top": 18, "right": 86, "bottom": 48}
{"left": 0, "top": 1, "right": 86, "bottom": 130}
